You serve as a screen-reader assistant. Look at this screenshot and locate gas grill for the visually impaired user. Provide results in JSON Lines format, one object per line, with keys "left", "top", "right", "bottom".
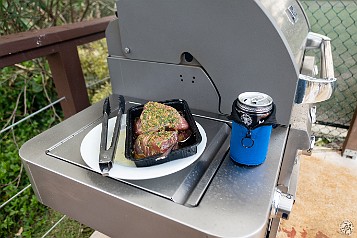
{"left": 20, "top": 0, "right": 336, "bottom": 237}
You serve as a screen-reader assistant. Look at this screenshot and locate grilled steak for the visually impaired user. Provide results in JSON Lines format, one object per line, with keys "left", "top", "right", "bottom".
{"left": 133, "top": 101, "right": 191, "bottom": 158}
{"left": 134, "top": 101, "right": 189, "bottom": 135}
{"left": 134, "top": 130, "right": 178, "bottom": 158}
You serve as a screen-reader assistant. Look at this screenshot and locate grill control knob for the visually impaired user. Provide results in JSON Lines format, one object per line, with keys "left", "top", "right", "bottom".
{"left": 270, "top": 189, "right": 294, "bottom": 220}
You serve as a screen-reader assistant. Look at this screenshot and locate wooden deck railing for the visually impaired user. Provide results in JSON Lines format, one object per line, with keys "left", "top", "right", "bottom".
{"left": 0, "top": 15, "right": 356, "bottom": 155}
{"left": 0, "top": 16, "right": 115, "bottom": 118}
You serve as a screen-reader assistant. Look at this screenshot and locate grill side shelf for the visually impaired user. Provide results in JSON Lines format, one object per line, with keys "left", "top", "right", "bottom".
{"left": 185, "top": 133, "right": 230, "bottom": 207}
{"left": 172, "top": 124, "right": 230, "bottom": 206}
{"left": 44, "top": 97, "right": 231, "bottom": 207}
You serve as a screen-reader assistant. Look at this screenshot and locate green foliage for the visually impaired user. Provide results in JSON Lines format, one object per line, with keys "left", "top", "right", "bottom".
{"left": 1, "top": 186, "right": 48, "bottom": 237}
{"left": 0, "top": 0, "right": 115, "bottom": 34}
{"left": 315, "top": 137, "right": 332, "bottom": 147}
{"left": 79, "top": 40, "right": 109, "bottom": 83}
{"left": 0, "top": 59, "right": 63, "bottom": 237}
{"left": 90, "top": 82, "right": 112, "bottom": 104}
{"left": 39, "top": 212, "right": 94, "bottom": 238}
{"left": 78, "top": 39, "right": 112, "bottom": 104}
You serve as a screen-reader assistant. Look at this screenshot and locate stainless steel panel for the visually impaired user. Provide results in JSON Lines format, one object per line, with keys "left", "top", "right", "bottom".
{"left": 259, "top": 0, "right": 309, "bottom": 65}
{"left": 105, "top": 20, "right": 124, "bottom": 57}
{"left": 115, "top": 0, "right": 308, "bottom": 66}
{"left": 277, "top": 128, "right": 309, "bottom": 193}
{"left": 109, "top": 0, "right": 304, "bottom": 125}
{"left": 108, "top": 57, "right": 220, "bottom": 113}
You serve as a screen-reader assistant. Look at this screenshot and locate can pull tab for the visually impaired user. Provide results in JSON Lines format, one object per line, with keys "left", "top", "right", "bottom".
{"left": 250, "top": 95, "right": 266, "bottom": 104}
{"left": 241, "top": 130, "right": 254, "bottom": 148}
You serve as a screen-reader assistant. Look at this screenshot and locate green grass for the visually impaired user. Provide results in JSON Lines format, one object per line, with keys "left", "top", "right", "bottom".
{"left": 0, "top": 40, "right": 109, "bottom": 237}
{"left": 36, "top": 211, "right": 94, "bottom": 238}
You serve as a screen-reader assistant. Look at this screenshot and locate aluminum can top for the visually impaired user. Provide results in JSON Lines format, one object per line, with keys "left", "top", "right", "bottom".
{"left": 237, "top": 92, "right": 273, "bottom": 114}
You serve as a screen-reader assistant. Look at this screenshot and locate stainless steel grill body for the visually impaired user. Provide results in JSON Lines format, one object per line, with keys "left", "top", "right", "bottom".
{"left": 20, "top": 1, "right": 336, "bottom": 237}
{"left": 20, "top": 98, "right": 292, "bottom": 238}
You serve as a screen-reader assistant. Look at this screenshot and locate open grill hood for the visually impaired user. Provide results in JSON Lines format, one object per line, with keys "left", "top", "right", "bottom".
{"left": 107, "top": 0, "right": 309, "bottom": 126}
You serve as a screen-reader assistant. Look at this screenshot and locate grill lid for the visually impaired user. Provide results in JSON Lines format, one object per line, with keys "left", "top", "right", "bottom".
{"left": 107, "top": 0, "right": 311, "bottom": 126}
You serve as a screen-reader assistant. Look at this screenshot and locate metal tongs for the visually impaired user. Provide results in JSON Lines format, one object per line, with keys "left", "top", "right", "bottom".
{"left": 99, "top": 95, "right": 125, "bottom": 176}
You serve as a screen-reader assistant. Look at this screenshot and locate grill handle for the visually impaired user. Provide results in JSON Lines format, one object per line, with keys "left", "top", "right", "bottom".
{"left": 295, "top": 32, "right": 337, "bottom": 104}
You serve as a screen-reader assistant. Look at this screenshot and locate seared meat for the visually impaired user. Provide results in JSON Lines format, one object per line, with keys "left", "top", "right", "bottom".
{"left": 134, "top": 101, "right": 189, "bottom": 135}
{"left": 132, "top": 101, "right": 191, "bottom": 159}
{"left": 134, "top": 130, "right": 178, "bottom": 158}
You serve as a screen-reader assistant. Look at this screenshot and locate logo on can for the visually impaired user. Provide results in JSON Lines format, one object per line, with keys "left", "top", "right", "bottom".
{"left": 236, "top": 92, "right": 273, "bottom": 128}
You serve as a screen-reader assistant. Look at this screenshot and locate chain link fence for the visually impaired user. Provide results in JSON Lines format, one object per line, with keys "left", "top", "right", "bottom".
{"left": 301, "top": 0, "right": 357, "bottom": 149}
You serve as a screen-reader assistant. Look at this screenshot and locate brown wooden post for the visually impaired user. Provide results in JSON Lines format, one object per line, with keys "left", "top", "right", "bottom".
{"left": 47, "top": 43, "right": 90, "bottom": 118}
{"left": 0, "top": 16, "right": 115, "bottom": 118}
{"left": 342, "top": 105, "right": 357, "bottom": 159}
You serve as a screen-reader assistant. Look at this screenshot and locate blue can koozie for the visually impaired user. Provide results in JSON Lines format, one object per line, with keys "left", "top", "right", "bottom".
{"left": 229, "top": 92, "right": 276, "bottom": 166}
{"left": 230, "top": 122, "right": 272, "bottom": 166}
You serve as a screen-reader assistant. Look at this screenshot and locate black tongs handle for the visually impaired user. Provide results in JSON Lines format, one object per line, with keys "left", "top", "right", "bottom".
{"left": 99, "top": 95, "right": 125, "bottom": 176}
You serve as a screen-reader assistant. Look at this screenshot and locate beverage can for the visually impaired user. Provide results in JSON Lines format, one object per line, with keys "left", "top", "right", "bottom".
{"left": 230, "top": 92, "right": 274, "bottom": 166}
{"left": 235, "top": 92, "right": 273, "bottom": 128}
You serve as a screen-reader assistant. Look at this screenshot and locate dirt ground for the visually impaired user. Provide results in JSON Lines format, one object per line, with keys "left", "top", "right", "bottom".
{"left": 277, "top": 148, "right": 357, "bottom": 238}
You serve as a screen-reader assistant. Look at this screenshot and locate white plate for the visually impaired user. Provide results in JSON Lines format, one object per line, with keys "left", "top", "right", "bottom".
{"left": 80, "top": 114, "right": 207, "bottom": 180}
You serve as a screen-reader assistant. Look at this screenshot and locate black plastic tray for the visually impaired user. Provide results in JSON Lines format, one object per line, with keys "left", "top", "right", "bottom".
{"left": 125, "top": 99, "right": 202, "bottom": 167}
